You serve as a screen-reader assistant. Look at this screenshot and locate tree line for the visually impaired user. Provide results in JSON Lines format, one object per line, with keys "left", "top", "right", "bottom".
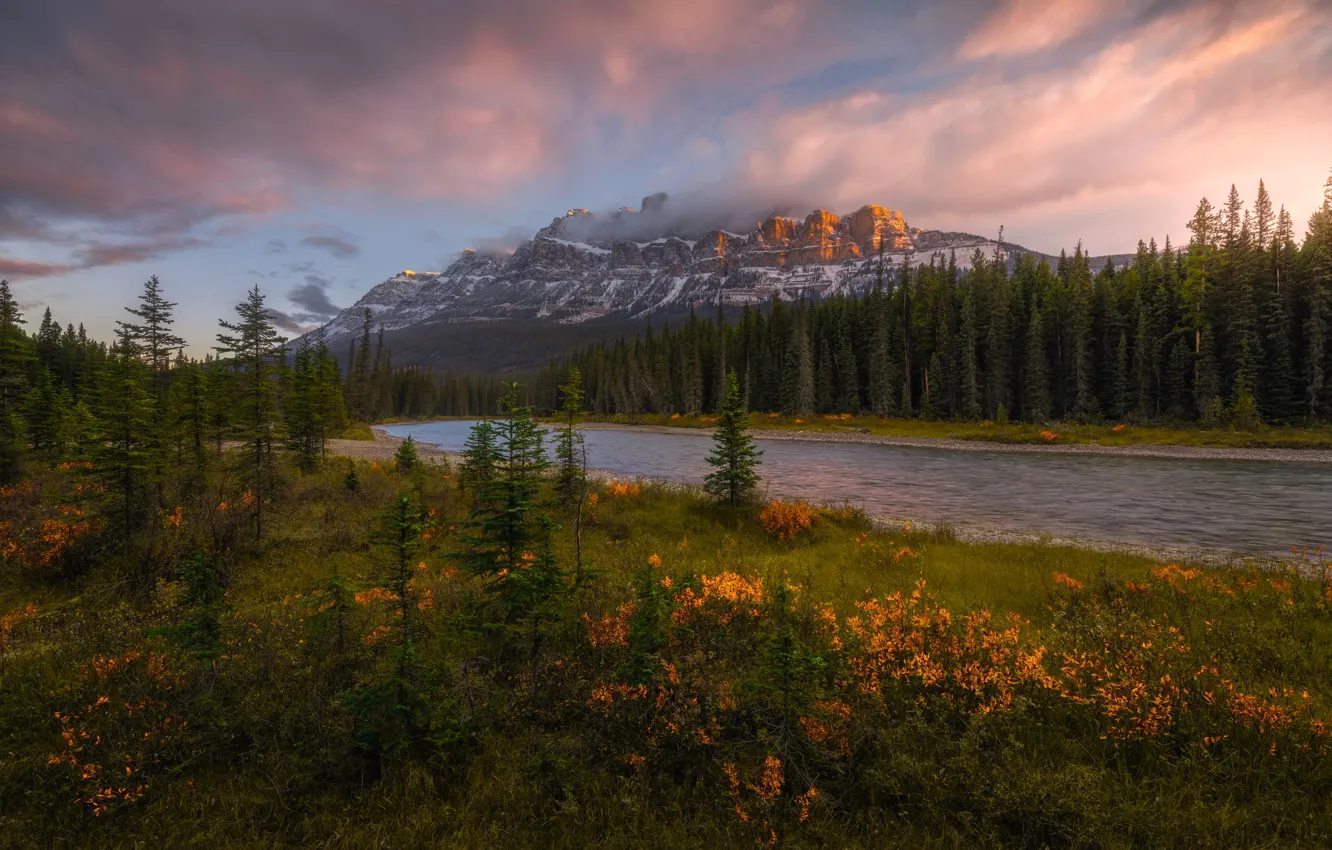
{"left": 0, "top": 277, "right": 357, "bottom": 541}
{"left": 387, "top": 172, "right": 1332, "bottom": 428}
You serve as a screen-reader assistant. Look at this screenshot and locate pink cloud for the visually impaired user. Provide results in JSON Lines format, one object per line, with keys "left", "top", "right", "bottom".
{"left": 959, "top": 0, "right": 1108, "bottom": 60}
{"left": 729, "top": 1, "right": 1332, "bottom": 249}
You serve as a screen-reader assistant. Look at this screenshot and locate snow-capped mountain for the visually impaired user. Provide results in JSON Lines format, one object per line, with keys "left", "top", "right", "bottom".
{"left": 317, "top": 195, "right": 1079, "bottom": 347}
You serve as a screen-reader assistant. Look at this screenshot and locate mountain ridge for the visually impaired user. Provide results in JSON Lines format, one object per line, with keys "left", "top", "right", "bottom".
{"left": 312, "top": 194, "right": 1133, "bottom": 366}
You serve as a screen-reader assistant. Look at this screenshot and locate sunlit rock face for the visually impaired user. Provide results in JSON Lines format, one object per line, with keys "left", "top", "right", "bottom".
{"left": 315, "top": 197, "right": 1053, "bottom": 343}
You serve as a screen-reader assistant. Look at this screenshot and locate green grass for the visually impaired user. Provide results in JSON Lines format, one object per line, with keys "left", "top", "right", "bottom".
{"left": 338, "top": 421, "right": 376, "bottom": 440}
{"left": 2, "top": 460, "right": 1330, "bottom": 847}
{"left": 569, "top": 412, "right": 1332, "bottom": 450}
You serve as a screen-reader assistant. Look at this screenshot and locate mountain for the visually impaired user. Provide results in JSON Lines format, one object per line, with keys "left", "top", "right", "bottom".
{"left": 315, "top": 194, "right": 1132, "bottom": 370}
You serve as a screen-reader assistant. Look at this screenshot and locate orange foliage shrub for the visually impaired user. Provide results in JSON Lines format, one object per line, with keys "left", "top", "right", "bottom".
{"left": 759, "top": 500, "right": 815, "bottom": 541}
{"left": 1052, "top": 572, "right": 1084, "bottom": 591}
{"left": 606, "top": 481, "right": 641, "bottom": 498}
{"left": 583, "top": 602, "right": 637, "bottom": 648}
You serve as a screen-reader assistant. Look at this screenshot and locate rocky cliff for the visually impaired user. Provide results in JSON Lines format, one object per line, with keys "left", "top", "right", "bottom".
{"left": 317, "top": 194, "right": 1055, "bottom": 344}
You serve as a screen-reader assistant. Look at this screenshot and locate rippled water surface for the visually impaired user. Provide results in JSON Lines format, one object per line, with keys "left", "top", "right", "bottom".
{"left": 383, "top": 421, "right": 1332, "bottom": 556}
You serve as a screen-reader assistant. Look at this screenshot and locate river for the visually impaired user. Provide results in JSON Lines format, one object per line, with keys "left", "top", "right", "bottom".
{"left": 381, "top": 421, "right": 1332, "bottom": 557}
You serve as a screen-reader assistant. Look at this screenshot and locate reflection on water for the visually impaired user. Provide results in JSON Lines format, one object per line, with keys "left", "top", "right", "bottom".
{"left": 382, "top": 421, "right": 1332, "bottom": 556}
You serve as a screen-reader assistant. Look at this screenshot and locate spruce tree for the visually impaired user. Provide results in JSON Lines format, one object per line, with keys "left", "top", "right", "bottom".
{"left": 118, "top": 275, "right": 185, "bottom": 375}
{"left": 0, "top": 279, "right": 28, "bottom": 419}
{"left": 554, "top": 367, "right": 586, "bottom": 506}
{"left": 215, "top": 285, "right": 287, "bottom": 542}
{"left": 1111, "top": 332, "right": 1130, "bottom": 420}
{"left": 1023, "top": 300, "right": 1050, "bottom": 422}
{"left": 95, "top": 329, "right": 157, "bottom": 544}
{"left": 703, "top": 370, "right": 762, "bottom": 506}
{"left": 456, "top": 385, "right": 561, "bottom": 619}
{"left": 958, "top": 292, "right": 981, "bottom": 420}
{"left": 459, "top": 420, "right": 500, "bottom": 497}
{"left": 1306, "top": 254, "right": 1328, "bottom": 421}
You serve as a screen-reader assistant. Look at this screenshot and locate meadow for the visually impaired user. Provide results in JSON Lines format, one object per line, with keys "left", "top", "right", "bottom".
{"left": 1, "top": 453, "right": 1330, "bottom": 847}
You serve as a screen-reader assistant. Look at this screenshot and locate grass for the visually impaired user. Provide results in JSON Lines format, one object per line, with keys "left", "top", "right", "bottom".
{"left": 571, "top": 412, "right": 1332, "bottom": 450}
{"left": 338, "top": 421, "right": 377, "bottom": 440}
{"left": 2, "top": 459, "right": 1330, "bottom": 847}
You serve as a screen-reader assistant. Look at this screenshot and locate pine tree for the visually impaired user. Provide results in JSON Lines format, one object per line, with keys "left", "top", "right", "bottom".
{"left": 456, "top": 385, "right": 561, "bottom": 619}
{"left": 459, "top": 420, "right": 501, "bottom": 497}
{"left": 169, "top": 361, "right": 210, "bottom": 481}
{"left": 23, "top": 369, "right": 66, "bottom": 461}
{"left": 0, "top": 279, "right": 28, "bottom": 419}
{"left": 284, "top": 335, "right": 321, "bottom": 471}
{"left": 1195, "top": 325, "right": 1222, "bottom": 419}
{"left": 313, "top": 328, "right": 347, "bottom": 455}
{"left": 94, "top": 329, "right": 157, "bottom": 544}
{"left": 118, "top": 275, "right": 185, "bottom": 375}
{"left": 1111, "top": 332, "right": 1130, "bottom": 420}
{"left": 554, "top": 367, "right": 586, "bottom": 505}
{"left": 0, "top": 408, "right": 24, "bottom": 485}
{"left": 703, "top": 370, "right": 762, "bottom": 506}
{"left": 957, "top": 291, "right": 981, "bottom": 420}
{"left": 1306, "top": 250, "right": 1329, "bottom": 421}
{"left": 866, "top": 294, "right": 897, "bottom": 417}
{"left": 1023, "top": 300, "right": 1050, "bottom": 422}
{"left": 215, "top": 285, "right": 287, "bottom": 541}
{"left": 781, "top": 315, "right": 815, "bottom": 415}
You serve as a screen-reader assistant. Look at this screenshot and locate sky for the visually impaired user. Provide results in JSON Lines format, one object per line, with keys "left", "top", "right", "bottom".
{"left": 2, "top": 0, "right": 1330, "bottom": 349}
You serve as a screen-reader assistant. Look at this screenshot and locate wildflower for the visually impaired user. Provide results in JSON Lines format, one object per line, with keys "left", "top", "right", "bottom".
{"left": 648, "top": 553, "right": 662, "bottom": 567}
{"left": 1112, "top": 423, "right": 1126, "bottom": 432}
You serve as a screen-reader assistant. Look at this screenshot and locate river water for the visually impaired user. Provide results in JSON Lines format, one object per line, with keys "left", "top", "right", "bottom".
{"left": 381, "top": 421, "right": 1332, "bottom": 557}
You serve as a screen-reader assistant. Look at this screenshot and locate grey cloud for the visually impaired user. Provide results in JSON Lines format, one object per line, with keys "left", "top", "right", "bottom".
{"left": 264, "top": 308, "right": 307, "bottom": 335}
{"left": 264, "top": 238, "right": 287, "bottom": 254}
{"left": 286, "top": 280, "right": 343, "bottom": 322}
{"left": 300, "top": 234, "right": 360, "bottom": 259}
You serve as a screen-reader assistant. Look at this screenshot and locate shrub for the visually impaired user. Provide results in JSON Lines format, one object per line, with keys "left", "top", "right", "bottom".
{"left": 759, "top": 500, "right": 814, "bottom": 542}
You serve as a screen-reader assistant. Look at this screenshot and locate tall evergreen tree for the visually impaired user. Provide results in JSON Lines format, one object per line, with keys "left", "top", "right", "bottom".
{"left": 0, "top": 279, "right": 28, "bottom": 418}
{"left": 703, "top": 370, "right": 762, "bottom": 506}
{"left": 554, "top": 367, "right": 586, "bottom": 505}
{"left": 95, "top": 329, "right": 157, "bottom": 544}
{"left": 215, "top": 285, "right": 287, "bottom": 541}
{"left": 118, "top": 276, "right": 186, "bottom": 375}
{"left": 456, "top": 385, "right": 561, "bottom": 619}
{"left": 1024, "top": 300, "right": 1050, "bottom": 422}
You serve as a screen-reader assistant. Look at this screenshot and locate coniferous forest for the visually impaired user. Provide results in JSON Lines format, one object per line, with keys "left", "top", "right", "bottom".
{"left": 387, "top": 176, "right": 1332, "bottom": 429}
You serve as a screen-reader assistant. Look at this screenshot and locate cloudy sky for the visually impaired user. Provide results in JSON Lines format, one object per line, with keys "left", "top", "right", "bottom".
{"left": 2, "top": 0, "right": 1330, "bottom": 347}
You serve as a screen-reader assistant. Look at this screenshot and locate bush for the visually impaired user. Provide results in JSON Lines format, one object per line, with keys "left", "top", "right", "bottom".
{"left": 759, "top": 500, "right": 814, "bottom": 542}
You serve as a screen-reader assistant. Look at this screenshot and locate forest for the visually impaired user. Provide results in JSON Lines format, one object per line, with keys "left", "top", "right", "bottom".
{"left": 386, "top": 176, "right": 1332, "bottom": 430}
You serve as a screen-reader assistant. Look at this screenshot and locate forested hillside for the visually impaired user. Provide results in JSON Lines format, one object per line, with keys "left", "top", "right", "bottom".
{"left": 387, "top": 175, "right": 1332, "bottom": 428}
